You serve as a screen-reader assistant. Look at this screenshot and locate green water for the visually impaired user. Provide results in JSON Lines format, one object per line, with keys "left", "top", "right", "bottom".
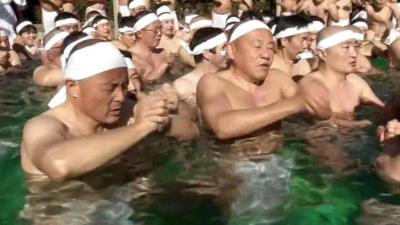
{"left": 0, "top": 64, "right": 400, "bottom": 225}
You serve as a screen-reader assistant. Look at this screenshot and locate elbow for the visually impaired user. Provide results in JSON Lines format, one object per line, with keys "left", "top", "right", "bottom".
{"left": 43, "top": 158, "right": 71, "bottom": 181}
{"left": 213, "top": 126, "right": 234, "bottom": 140}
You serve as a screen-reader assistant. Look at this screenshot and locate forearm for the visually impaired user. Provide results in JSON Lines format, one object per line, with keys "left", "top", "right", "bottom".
{"left": 210, "top": 98, "right": 303, "bottom": 139}
{"left": 143, "top": 63, "right": 169, "bottom": 83}
{"left": 40, "top": 123, "right": 153, "bottom": 180}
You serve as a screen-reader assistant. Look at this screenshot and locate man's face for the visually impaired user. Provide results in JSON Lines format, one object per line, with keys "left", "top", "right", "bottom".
{"left": 0, "top": 50, "right": 9, "bottom": 65}
{"left": 0, "top": 36, "right": 10, "bottom": 48}
{"left": 21, "top": 30, "right": 37, "bottom": 46}
{"left": 121, "top": 32, "right": 136, "bottom": 48}
{"left": 141, "top": 21, "right": 162, "bottom": 48}
{"left": 324, "top": 40, "right": 358, "bottom": 73}
{"left": 307, "top": 33, "right": 318, "bottom": 52}
{"left": 75, "top": 68, "right": 128, "bottom": 124}
{"left": 230, "top": 29, "right": 274, "bottom": 84}
{"left": 46, "top": 42, "right": 63, "bottom": 67}
{"left": 210, "top": 44, "right": 228, "bottom": 69}
{"left": 96, "top": 22, "right": 111, "bottom": 39}
{"left": 59, "top": 23, "right": 79, "bottom": 33}
{"left": 284, "top": 32, "right": 311, "bottom": 60}
{"left": 161, "top": 19, "right": 175, "bottom": 37}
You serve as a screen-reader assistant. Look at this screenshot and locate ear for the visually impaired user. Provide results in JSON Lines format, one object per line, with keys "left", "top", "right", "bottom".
{"left": 317, "top": 49, "right": 327, "bottom": 62}
{"left": 226, "top": 43, "right": 235, "bottom": 60}
{"left": 281, "top": 38, "right": 289, "bottom": 48}
{"left": 136, "top": 31, "right": 143, "bottom": 39}
{"left": 65, "top": 80, "right": 81, "bottom": 99}
{"left": 202, "top": 49, "right": 213, "bottom": 61}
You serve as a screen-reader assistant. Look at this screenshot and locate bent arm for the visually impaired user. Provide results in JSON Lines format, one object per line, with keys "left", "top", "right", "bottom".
{"left": 141, "top": 63, "right": 169, "bottom": 84}
{"left": 23, "top": 117, "right": 154, "bottom": 181}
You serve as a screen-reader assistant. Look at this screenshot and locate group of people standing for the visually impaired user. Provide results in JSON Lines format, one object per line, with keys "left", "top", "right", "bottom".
{"left": 0, "top": 0, "right": 398, "bottom": 187}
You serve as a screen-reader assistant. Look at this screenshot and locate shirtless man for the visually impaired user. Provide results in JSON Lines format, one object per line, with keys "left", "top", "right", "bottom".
{"left": 301, "top": 0, "right": 339, "bottom": 23}
{"left": 174, "top": 27, "right": 227, "bottom": 109}
{"left": 365, "top": 0, "right": 392, "bottom": 41}
{"left": 0, "top": 46, "right": 24, "bottom": 75}
{"left": 157, "top": 6, "right": 181, "bottom": 54}
{"left": 93, "top": 16, "right": 112, "bottom": 41}
{"left": 113, "top": 16, "right": 136, "bottom": 51}
{"left": 54, "top": 12, "right": 80, "bottom": 33}
{"left": 331, "top": 0, "right": 352, "bottom": 26}
{"left": 130, "top": 11, "right": 174, "bottom": 85}
{"left": 21, "top": 40, "right": 171, "bottom": 181}
{"left": 278, "top": 0, "right": 305, "bottom": 16}
{"left": 306, "top": 26, "right": 384, "bottom": 125}
{"left": 33, "top": 30, "right": 68, "bottom": 87}
{"left": 271, "top": 15, "right": 312, "bottom": 76}
{"left": 197, "top": 19, "right": 331, "bottom": 140}
{"left": 212, "top": 0, "right": 232, "bottom": 28}
{"left": 12, "top": 20, "right": 40, "bottom": 60}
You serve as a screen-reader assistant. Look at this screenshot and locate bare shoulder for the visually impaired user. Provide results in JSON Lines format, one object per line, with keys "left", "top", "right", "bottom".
{"left": 347, "top": 73, "right": 369, "bottom": 86}
{"left": 267, "top": 68, "right": 294, "bottom": 83}
{"left": 24, "top": 112, "right": 67, "bottom": 138}
{"left": 198, "top": 70, "right": 227, "bottom": 90}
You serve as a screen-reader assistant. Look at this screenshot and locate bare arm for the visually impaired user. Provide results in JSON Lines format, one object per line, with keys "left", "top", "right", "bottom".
{"left": 350, "top": 74, "right": 385, "bottom": 107}
{"left": 197, "top": 75, "right": 304, "bottom": 140}
{"left": 366, "top": 4, "right": 392, "bottom": 24}
{"left": 327, "top": 1, "right": 339, "bottom": 22}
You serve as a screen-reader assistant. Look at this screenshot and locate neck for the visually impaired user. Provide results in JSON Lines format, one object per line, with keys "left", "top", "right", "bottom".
{"left": 231, "top": 66, "right": 263, "bottom": 93}
{"left": 319, "top": 63, "right": 347, "bottom": 85}
{"left": 133, "top": 41, "right": 152, "bottom": 55}
{"left": 195, "top": 60, "right": 219, "bottom": 75}
{"left": 163, "top": 33, "right": 174, "bottom": 40}
{"left": 277, "top": 48, "right": 296, "bottom": 65}
{"left": 64, "top": 100, "right": 104, "bottom": 135}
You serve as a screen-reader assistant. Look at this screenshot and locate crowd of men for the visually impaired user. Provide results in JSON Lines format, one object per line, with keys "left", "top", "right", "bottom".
{"left": 0, "top": 0, "right": 400, "bottom": 184}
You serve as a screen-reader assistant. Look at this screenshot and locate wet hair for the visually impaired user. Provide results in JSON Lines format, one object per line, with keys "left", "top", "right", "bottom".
{"left": 240, "top": 10, "right": 263, "bottom": 21}
{"left": 14, "top": 20, "right": 37, "bottom": 35}
{"left": 62, "top": 31, "right": 88, "bottom": 52}
{"left": 189, "top": 27, "right": 223, "bottom": 64}
{"left": 273, "top": 14, "right": 311, "bottom": 36}
{"left": 119, "top": 16, "right": 137, "bottom": 28}
{"left": 54, "top": 12, "right": 79, "bottom": 23}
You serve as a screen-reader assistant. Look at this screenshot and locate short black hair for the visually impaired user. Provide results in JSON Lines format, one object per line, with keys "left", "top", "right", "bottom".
{"left": 92, "top": 15, "right": 109, "bottom": 26}
{"left": 309, "top": 15, "right": 324, "bottom": 23}
{"left": 190, "top": 27, "right": 223, "bottom": 64}
{"left": 120, "top": 16, "right": 137, "bottom": 28}
{"left": 62, "top": 31, "right": 88, "bottom": 52}
{"left": 14, "top": 20, "right": 37, "bottom": 35}
{"left": 273, "top": 14, "right": 311, "bottom": 36}
{"left": 54, "top": 12, "right": 78, "bottom": 23}
{"left": 240, "top": 10, "right": 263, "bottom": 21}
{"left": 350, "top": 17, "right": 368, "bottom": 25}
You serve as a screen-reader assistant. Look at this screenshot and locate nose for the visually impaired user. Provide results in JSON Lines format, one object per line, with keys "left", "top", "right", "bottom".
{"left": 114, "top": 85, "right": 126, "bottom": 102}
{"left": 349, "top": 45, "right": 358, "bottom": 58}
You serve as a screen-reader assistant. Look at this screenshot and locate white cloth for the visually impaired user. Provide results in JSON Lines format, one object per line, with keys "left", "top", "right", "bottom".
{"left": 229, "top": 20, "right": 270, "bottom": 43}
{"left": 212, "top": 11, "right": 230, "bottom": 29}
{"left": 119, "top": 5, "right": 130, "bottom": 17}
{"left": 42, "top": 8, "right": 58, "bottom": 34}
{"left": 330, "top": 19, "right": 350, "bottom": 27}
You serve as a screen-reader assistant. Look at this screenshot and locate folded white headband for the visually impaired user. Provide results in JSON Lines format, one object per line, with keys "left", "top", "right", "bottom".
{"left": 93, "top": 19, "right": 110, "bottom": 28}
{"left": 190, "top": 33, "right": 227, "bottom": 55}
{"left": 190, "top": 19, "right": 212, "bottom": 31}
{"left": 0, "top": 29, "right": 7, "bottom": 36}
{"left": 229, "top": 20, "right": 269, "bottom": 43}
{"left": 225, "top": 17, "right": 240, "bottom": 31}
{"left": 352, "top": 21, "right": 368, "bottom": 29}
{"left": 129, "top": 0, "right": 145, "bottom": 9}
{"left": 119, "top": 26, "right": 135, "bottom": 33}
{"left": 48, "top": 42, "right": 127, "bottom": 108}
{"left": 16, "top": 21, "right": 33, "bottom": 33}
{"left": 275, "top": 26, "right": 310, "bottom": 39}
{"left": 308, "top": 21, "right": 324, "bottom": 33}
{"left": 124, "top": 57, "right": 135, "bottom": 69}
{"left": 60, "top": 36, "right": 93, "bottom": 70}
{"left": 44, "top": 31, "right": 69, "bottom": 51}
{"left": 317, "top": 30, "right": 360, "bottom": 50}
{"left": 158, "top": 12, "right": 174, "bottom": 21}
{"left": 156, "top": 5, "right": 171, "bottom": 15}
{"left": 133, "top": 13, "right": 159, "bottom": 32}
{"left": 55, "top": 18, "right": 79, "bottom": 28}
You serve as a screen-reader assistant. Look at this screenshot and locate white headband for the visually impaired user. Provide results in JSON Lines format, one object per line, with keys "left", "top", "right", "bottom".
{"left": 275, "top": 26, "right": 309, "bottom": 39}
{"left": 0, "top": 29, "right": 7, "bottom": 36}
{"left": 190, "top": 19, "right": 212, "bottom": 31}
{"left": 185, "top": 14, "right": 198, "bottom": 24}
{"left": 159, "top": 12, "right": 174, "bottom": 21}
{"left": 44, "top": 31, "right": 69, "bottom": 51}
{"left": 352, "top": 21, "right": 368, "bottom": 30}
{"left": 48, "top": 42, "right": 127, "bottom": 108}
{"left": 190, "top": 33, "right": 227, "bottom": 55}
{"left": 133, "top": 13, "right": 159, "bottom": 32}
{"left": 124, "top": 57, "right": 135, "bottom": 69}
{"left": 93, "top": 19, "right": 110, "bottom": 28}
{"left": 229, "top": 20, "right": 269, "bottom": 43}
{"left": 60, "top": 36, "right": 92, "bottom": 70}
{"left": 129, "top": 0, "right": 145, "bottom": 9}
{"left": 317, "top": 30, "right": 359, "bottom": 50}
{"left": 330, "top": 19, "right": 350, "bottom": 27}
{"left": 225, "top": 17, "right": 240, "bottom": 31}
{"left": 353, "top": 32, "right": 364, "bottom": 41}
{"left": 16, "top": 21, "right": 33, "bottom": 34}
{"left": 156, "top": 5, "right": 171, "bottom": 15}
{"left": 55, "top": 18, "right": 79, "bottom": 28}
{"left": 82, "top": 26, "right": 96, "bottom": 36}
{"left": 297, "top": 51, "right": 314, "bottom": 60}
{"left": 119, "top": 26, "right": 135, "bottom": 33}
{"left": 308, "top": 21, "right": 324, "bottom": 33}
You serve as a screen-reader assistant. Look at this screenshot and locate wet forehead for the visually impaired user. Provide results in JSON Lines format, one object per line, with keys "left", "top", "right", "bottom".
{"left": 238, "top": 29, "right": 273, "bottom": 45}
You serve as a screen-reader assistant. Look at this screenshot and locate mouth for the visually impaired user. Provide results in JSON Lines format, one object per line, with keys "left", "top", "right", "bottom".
{"left": 259, "top": 62, "right": 270, "bottom": 69}
{"left": 110, "top": 106, "right": 122, "bottom": 115}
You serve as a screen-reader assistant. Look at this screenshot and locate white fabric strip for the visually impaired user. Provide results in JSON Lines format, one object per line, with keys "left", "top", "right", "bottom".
{"left": 297, "top": 51, "right": 314, "bottom": 60}
{"left": 128, "top": 0, "right": 145, "bottom": 9}
{"left": 190, "top": 33, "right": 227, "bottom": 55}
{"left": 124, "top": 57, "right": 135, "bottom": 69}
{"left": 352, "top": 21, "right": 368, "bottom": 29}
{"left": 185, "top": 14, "right": 198, "bottom": 24}
{"left": 119, "top": 5, "right": 131, "bottom": 17}
{"left": 48, "top": 42, "right": 127, "bottom": 108}
{"left": 93, "top": 19, "right": 109, "bottom": 28}
{"left": 190, "top": 19, "right": 212, "bottom": 31}
{"left": 156, "top": 5, "right": 171, "bottom": 15}
{"left": 133, "top": 13, "right": 159, "bottom": 32}
{"left": 60, "top": 36, "right": 92, "bottom": 70}
{"left": 353, "top": 32, "right": 364, "bottom": 41}
{"left": 308, "top": 21, "right": 324, "bottom": 33}
{"left": 82, "top": 26, "right": 95, "bottom": 36}
{"left": 16, "top": 21, "right": 33, "bottom": 33}
{"left": 330, "top": 19, "right": 350, "bottom": 27}
{"left": 229, "top": 20, "right": 269, "bottom": 43}
{"left": 44, "top": 31, "right": 69, "bottom": 51}
{"left": 275, "top": 26, "right": 309, "bottom": 39}
{"left": 119, "top": 26, "right": 135, "bottom": 33}
{"left": 0, "top": 29, "right": 7, "bottom": 36}
{"left": 317, "top": 30, "right": 358, "bottom": 50}
{"left": 159, "top": 12, "right": 174, "bottom": 21}
{"left": 55, "top": 18, "right": 79, "bottom": 28}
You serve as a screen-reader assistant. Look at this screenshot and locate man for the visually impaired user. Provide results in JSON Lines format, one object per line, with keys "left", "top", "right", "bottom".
{"left": 130, "top": 11, "right": 174, "bottom": 85}
{"left": 0, "top": 46, "right": 24, "bottom": 75}
{"left": 306, "top": 26, "right": 384, "bottom": 125}
{"left": 54, "top": 12, "right": 80, "bottom": 33}
{"left": 197, "top": 19, "right": 331, "bottom": 140}
{"left": 128, "top": 0, "right": 146, "bottom": 16}
{"left": 21, "top": 40, "right": 171, "bottom": 181}
{"left": 33, "top": 29, "right": 68, "bottom": 87}
{"left": 365, "top": 0, "right": 392, "bottom": 42}
{"left": 278, "top": 0, "right": 304, "bottom": 16}
{"left": 301, "top": 0, "right": 339, "bottom": 24}
{"left": 212, "top": 0, "right": 232, "bottom": 28}
{"left": 331, "top": 0, "right": 351, "bottom": 26}
{"left": 113, "top": 16, "right": 136, "bottom": 51}
{"left": 12, "top": 20, "right": 40, "bottom": 60}
{"left": 92, "top": 15, "right": 112, "bottom": 40}
{"left": 157, "top": 6, "right": 181, "bottom": 54}
{"left": 174, "top": 27, "right": 227, "bottom": 109}
{"left": 271, "top": 15, "right": 312, "bottom": 76}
